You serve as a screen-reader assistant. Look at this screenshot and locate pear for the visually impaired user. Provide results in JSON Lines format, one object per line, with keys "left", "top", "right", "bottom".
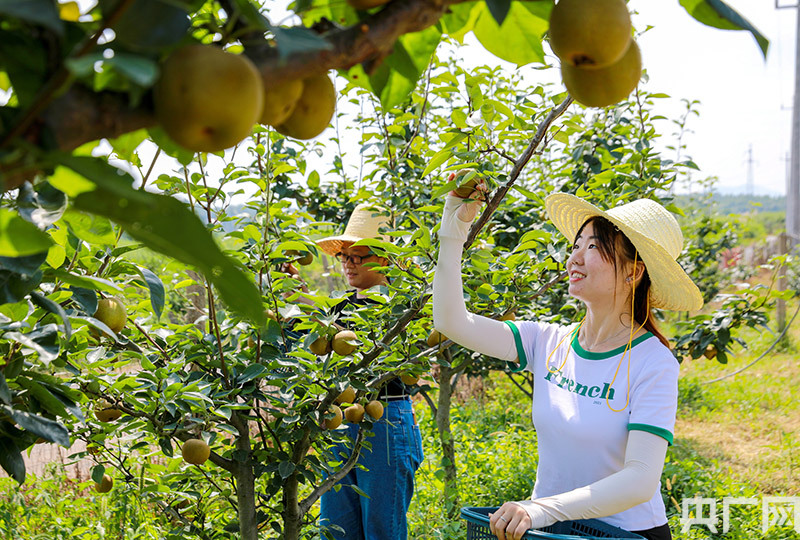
{"left": 426, "top": 329, "right": 448, "bottom": 348}
{"left": 560, "top": 40, "right": 642, "bottom": 108}
{"left": 451, "top": 168, "right": 484, "bottom": 199}
{"left": 276, "top": 73, "right": 336, "bottom": 140}
{"left": 259, "top": 78, "right": 304, "bottom": 127}
{"left": 154, "top": 45, "right": 264, "bottom": 152}
{"left": 324, "top": 405, "right": 343, "bottom": 429}
{"left": 336, "top": 387, "right": 356, "bottom": 405}
{"left": 95, "top": 474, "right": 114, "bottom": 493}
{"left": 95, "top": 399, "right": 122, "bottom": 422}
{"left": 94, "top": 297, "right": 127, "bottom": 334}
{"left": 400, "top": 374, "right": 419, "bottom": 386}
{"left": 344, "top": 403, "right": 365, "bottom": 423}
{"left": 332, "top": 330, "right": 358, "bottom": 356}
{"left": 182, "top": 438, "right": 211, "bottom": 465}
{"left": 549, "top": 0, "right": 632, "bottom": 69}
{"left": 310, "top": 336, "right": 332, "bottom": 356}
{"left": 365, "top": 400, "right": 384, "bottom": 420}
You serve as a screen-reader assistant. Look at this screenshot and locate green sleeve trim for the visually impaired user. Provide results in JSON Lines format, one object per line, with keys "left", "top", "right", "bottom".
{"left": 628, "top": 423, "right": 674, "bottom": 446}
{"left": 504, "top": 321, "right": 527, "bottom": 373}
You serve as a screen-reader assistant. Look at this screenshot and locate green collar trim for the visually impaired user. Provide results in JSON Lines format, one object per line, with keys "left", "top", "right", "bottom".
{"left": 572, "top": 331, "right": 654, "bottom": 360}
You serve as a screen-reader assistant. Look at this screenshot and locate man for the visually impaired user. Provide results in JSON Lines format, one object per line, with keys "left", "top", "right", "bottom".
{"left": 316, "top": 203, "right": 424, "bottom": 540}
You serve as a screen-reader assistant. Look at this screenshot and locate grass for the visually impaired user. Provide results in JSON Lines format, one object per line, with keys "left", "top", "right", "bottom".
{"left": 673, "top": 294, "right": 799, "bottom": 498}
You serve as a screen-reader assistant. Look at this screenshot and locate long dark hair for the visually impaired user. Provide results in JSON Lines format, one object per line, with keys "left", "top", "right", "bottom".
{"left": 576, "top": 216, "right": 670, "bottom": 348}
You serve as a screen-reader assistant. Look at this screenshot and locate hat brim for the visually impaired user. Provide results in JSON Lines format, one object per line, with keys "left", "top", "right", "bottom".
{"left": 545, "top": 193, "right": 703, "bottom": 312}
{"left": 316, "top": 235, "right": 362, "bottom": 256}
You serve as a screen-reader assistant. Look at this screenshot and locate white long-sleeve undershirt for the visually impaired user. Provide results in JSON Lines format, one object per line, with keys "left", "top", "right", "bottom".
{"left": 432, "top": 196, "right": 517, "bottom": 361}
{"left": 510, "top": 430, "right": 668, "bottom": 529}
{"left": 432, "top": 195, "right": 670, "bottom": 529}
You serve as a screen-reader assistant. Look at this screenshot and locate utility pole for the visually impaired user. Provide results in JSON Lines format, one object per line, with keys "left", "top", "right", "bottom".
{"left": 745, "top": 144, "right": 755, "bottom": 196}
{"left": 777, "top": 0, "right": 800, "bottom": 250}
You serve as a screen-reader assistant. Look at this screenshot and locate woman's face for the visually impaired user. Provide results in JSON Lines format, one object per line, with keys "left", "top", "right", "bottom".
{"left": 566, "top": 221, "right": 628, "bottom": 304}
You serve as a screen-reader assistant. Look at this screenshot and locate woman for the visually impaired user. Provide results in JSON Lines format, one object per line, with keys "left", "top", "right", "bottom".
{"left": 432, "top": 187, "right": 703, "bottom": 540}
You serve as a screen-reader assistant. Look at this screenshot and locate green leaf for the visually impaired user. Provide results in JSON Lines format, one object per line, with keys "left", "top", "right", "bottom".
{"left": 57, "top": 155, "right": 266, "bottom": 326}
{"left": 103, "top": 0, "right": 190, "bottom": 52}
{"left": 108, "top": 52, "right": 160, "bottom": 86}
{"left": 0, "top": 209, "right": 53, "bottom": 256}
{"left": 679, "top": 0, "right": 768, "bottom": 58}
{"left": 0, "top": 252, "right": 46, "bottom": 275}
{"left": 30, "top": 291, "right": 72, "bottom": 342}
{"left": 422, "top": 147, "right": 455, "bottom": 178}
{"left": 0, "top": 0, "right": 63, "bottom": 35}
{"left": 278, "top": 460, "right": 295, "bottom": 479}
{"left": 136, "top": 266, "right": 164, "bottom": 319}
{"left": 0, "top": 262, "right": 43, "bottom": 305}
{"left": 0, "top": 373, "right": 10, "bottom": 404}
{"left": 441, "top": 1, "right": 479, "bottom": 38}
{"left": 0, "top": 300, "right": 28, "bottom": 322}
{"left": 108, "top": 129, "right": 148, "bottom": 163}
{"left": 231, "top": 0, "right": 270, "bottom": 30}
{"left": 59, "top": 209, "right": 118, "bottom": 245}
{"left": 0, "top": 29, "right": 48, "bottom": 108}
{"left": 16, "top": 182, "right": 68, "bottom": 229}
{"left": 472, "top": 1, "right": 549, "bottom": 66}
{"left": 365, "top": 25, "right": 441, "bottom": 109}
{"left": 64, "top": 53, "right": 103, "bottom": 79}
{"left": 272, "top": 26, "right": 332, "bottom": 60}
{"left": 91, "top": 464, "right": 106, "bottom": 484}
{"left": 5, "top": 324, "right": 60, "bottom": 365}
{"left": 65, "top": 286, "right": 97, "bottom": 315}
{"left": 0, "top": 404, "right": 70, "bottom": 447}
{"left": 147, "top": 127, "right": 195, "bottom": 166}
{"left": 45, "top": 270, "right": 122, "bottom": 294}
{"left": 0, "top": 436, "right": 25, "bottom": 483}
{"left": 237, "top": 364, "right": 267, "bottom": 385}
{"left": 485, "top": 0, "right": 511, "bottom": 26}
{"left": 297, "top": 0, "right": 357, "bottom": 28}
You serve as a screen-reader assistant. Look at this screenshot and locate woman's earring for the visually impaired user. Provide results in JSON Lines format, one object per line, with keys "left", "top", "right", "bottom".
{"left": 625, "top": 277, "right": 633, "bottom": 283}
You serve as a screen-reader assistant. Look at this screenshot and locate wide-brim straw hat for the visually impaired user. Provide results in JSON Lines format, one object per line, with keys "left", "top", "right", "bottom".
{"left": 545, "top": 193, "right": 703, "bottom": 312}
{"left": 316, "top": 203, "right": 392, "bottom": 256}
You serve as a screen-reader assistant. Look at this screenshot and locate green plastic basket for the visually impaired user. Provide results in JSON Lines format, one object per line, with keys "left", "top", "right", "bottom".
{"left": 460, "top": 507, "right": 645, "bottom": 540}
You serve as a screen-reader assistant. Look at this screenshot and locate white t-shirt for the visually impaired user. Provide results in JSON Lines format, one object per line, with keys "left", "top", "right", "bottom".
{"left": 506, "top": 320, "right": 678, "bottom": 531}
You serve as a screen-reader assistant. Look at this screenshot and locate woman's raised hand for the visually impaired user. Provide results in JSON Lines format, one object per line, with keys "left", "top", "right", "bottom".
{"left": 447, "top": 168, "right": 486, "bottom": 222}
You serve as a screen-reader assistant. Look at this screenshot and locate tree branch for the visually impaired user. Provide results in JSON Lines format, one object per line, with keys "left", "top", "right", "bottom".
{"left": 22, "top": 0, "right": 465, "bottom": 154}
{"left": 298, "top": 428, "right": 365, "bottom": 516}
{"left": 465, "top": 96, "right": 573, "bottom": 250}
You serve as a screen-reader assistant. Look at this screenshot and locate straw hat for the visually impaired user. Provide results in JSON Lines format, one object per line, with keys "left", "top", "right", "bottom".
{"left": 545, "top": 193, "right": 703, "bottom": 312}
{"left": 316, "top": 203, "right": 391, "bottom": 256}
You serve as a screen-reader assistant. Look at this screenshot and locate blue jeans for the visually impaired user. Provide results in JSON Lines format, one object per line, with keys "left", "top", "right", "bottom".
{"left": 320, "top": 399, "right": 424, "bottom": 540}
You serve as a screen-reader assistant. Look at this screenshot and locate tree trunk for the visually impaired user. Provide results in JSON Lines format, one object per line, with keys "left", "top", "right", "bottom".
{"left": 231, "top": 413, "right": 257, "bottom": 540}
{"left": 283, "top": 473, "right": 302, "bottom": 540}
{"left": 435, "top": 363, "right": 460, "bottom": 521}
{"left": 236, "top": 460, "right": 258, "bottom": 540}
{"left": 283, "top": 429, "right": 311, "bottom": 540}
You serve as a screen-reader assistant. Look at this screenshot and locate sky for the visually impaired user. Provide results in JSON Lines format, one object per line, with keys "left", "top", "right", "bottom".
{"left": 45, "top": 1, "right": 800, "bottom": 197}
{"left": 451, "top": 0, "right": 797, "bottom": 196}
{"left": 629, "top": 0, "right": 796, "bottom": 196}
